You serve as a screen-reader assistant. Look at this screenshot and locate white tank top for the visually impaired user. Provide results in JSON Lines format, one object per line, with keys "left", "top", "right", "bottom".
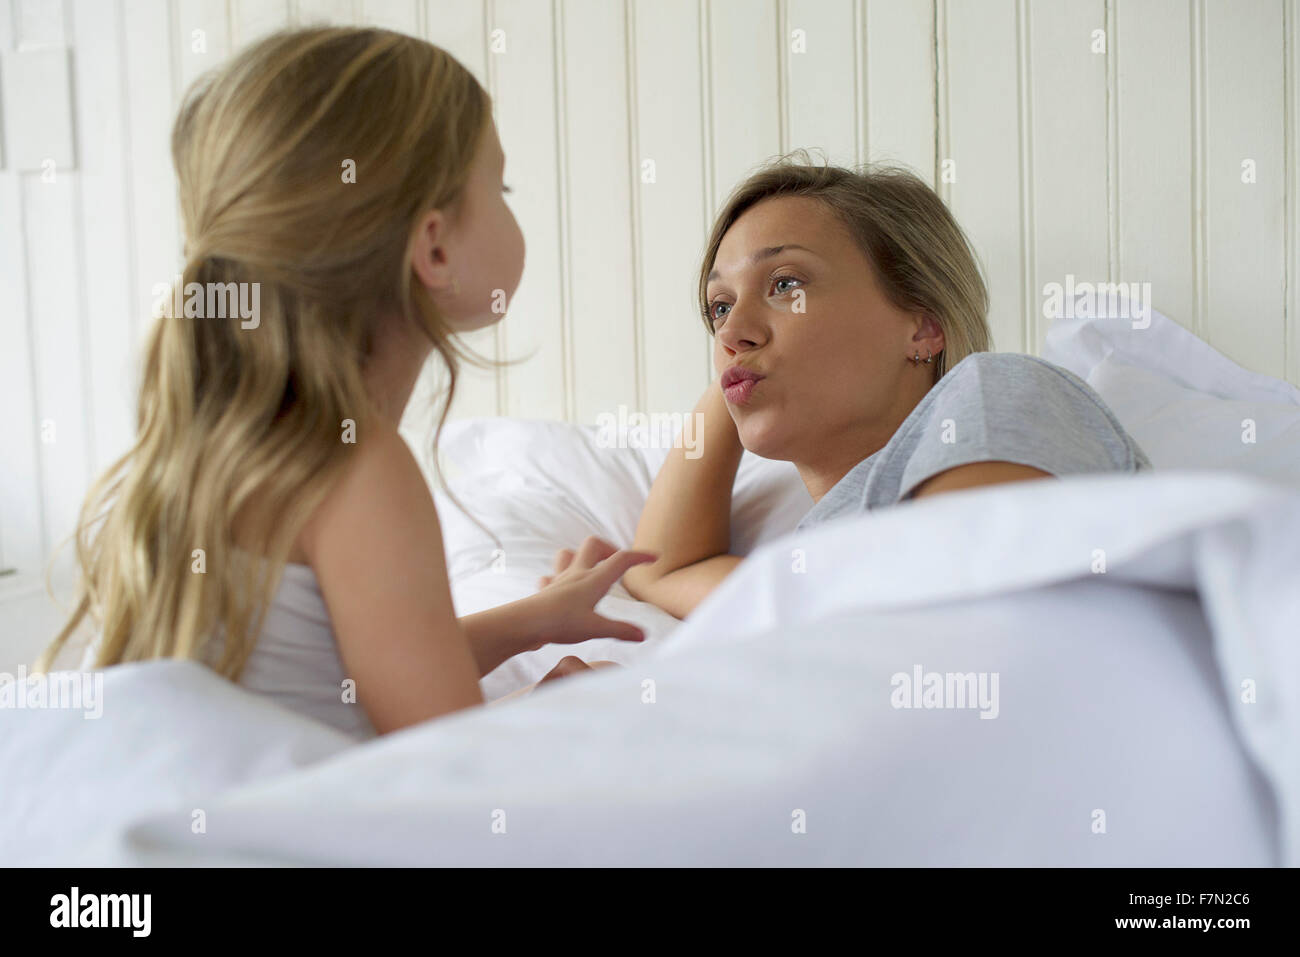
{"left": 76, "top": 559, "right": 377, "bottom": 739}
{"left": 235, "top": 562, "right": 377, "bottom": 740}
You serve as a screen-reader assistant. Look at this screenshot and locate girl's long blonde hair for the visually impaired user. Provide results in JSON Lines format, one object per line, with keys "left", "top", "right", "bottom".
{"left": 38, "top": 27, "right": 491, "bottom": 678}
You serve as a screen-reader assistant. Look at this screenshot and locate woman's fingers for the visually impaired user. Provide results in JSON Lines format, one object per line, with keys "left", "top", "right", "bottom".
{"left": 553, "top": 548, "right": 575, "bottom": 575}
{"left": 538, "top": 655, "right": 591, "bottom": 685}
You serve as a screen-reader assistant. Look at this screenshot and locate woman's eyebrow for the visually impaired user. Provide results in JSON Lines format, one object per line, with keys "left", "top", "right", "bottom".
{"left": 707, "top": 243, "right": 817, "bottom": 283}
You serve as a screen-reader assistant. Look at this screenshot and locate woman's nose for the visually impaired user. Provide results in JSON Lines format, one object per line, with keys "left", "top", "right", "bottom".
{"left": 720, "top": 334, "right": 758, "bottom": 355}
{"left": 717, "top": 310, "right": 764, "bottom": 354}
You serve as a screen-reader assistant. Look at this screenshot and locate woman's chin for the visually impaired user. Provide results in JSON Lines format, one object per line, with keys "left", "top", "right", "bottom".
{"left": 736, "top": 418, "right": 795, "bottom": 462}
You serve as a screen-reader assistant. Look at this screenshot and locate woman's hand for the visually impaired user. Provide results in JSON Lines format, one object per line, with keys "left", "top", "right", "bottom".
{"left": 535, "top": 656, "right": 620, "bottom": 686}
{"left": 620, "top": 382, "right": 746, "bottom": 617}
{"left": 486, "top": 657, "right": 619, "bottom": 706}
{"left": 531, "top": 536, "right": 657, "bottom": 647}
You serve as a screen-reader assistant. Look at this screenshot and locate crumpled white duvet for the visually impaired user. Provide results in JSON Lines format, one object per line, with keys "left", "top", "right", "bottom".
{"left": 1, "top": 470, "right": 1295, "bottom": 866}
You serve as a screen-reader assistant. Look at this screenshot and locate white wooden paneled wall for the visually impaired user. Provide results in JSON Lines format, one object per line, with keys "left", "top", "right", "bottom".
{"left": 1, "top": 0, "right": 1298, "bottom": 576}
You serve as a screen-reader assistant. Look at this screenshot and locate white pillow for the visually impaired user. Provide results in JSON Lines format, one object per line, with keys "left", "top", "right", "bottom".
{"left": 433, "top": 417, "right": 811, "bottom": 699}
{"left": 1042, "top": 299, "right": 1300, "bottom": 485}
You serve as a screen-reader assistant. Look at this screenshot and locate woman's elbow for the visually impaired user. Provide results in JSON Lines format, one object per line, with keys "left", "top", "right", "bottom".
{"left": 621, "top": 562, "right": 663, "bottom": 601}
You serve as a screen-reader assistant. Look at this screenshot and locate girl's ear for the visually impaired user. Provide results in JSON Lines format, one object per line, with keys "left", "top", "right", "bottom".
{"left": 409, "top": 208, "right": 457, "bottom": 296}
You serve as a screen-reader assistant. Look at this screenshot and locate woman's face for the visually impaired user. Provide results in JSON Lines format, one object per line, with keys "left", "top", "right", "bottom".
{"left": 429, "top": 120, "right": 526, "bottom": 332}
{"left": 705, "top": 195, "right": 943, "bottom": 467}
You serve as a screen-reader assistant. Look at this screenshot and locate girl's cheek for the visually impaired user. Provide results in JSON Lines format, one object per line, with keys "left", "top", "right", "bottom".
{"left": 506, "top": 223, "right": 525, "bottom": 299}
{"left": 502, "top": 208, "right": 524, "bottom": 273}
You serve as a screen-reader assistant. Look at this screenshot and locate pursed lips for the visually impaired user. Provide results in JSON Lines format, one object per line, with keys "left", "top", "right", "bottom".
{"left": 721, "top": 365, "right": 765, "bottom": 404}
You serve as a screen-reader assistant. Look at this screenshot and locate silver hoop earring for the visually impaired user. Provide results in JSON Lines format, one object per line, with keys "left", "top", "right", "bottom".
{"left": 909, "top": 349, "right": 934, "bottom": 365}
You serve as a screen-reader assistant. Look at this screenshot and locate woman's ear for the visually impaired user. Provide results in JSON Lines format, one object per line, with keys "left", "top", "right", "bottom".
{"left": 409, "top": 208, "right": 457, "bottom": 295}
{"left": 910, "top": 313, "right": 946, "bottom": 358}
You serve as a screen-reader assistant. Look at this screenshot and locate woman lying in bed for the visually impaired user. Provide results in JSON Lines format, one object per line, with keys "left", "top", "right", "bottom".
{"left": 615, "top": 159, "right": 1153, "bottom": 620}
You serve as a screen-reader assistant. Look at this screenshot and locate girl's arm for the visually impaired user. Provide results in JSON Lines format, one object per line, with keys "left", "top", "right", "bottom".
{"left": 303, "top": 425, "right": 482, "bottom": 733}
{"left": 621, "top": 381, "right": 744, "bottom": 618}
{"left": 459, "top": 601, "right": 548, "bottom": 677}
{"left": 304, "top": 425, "right": 652, "bottom": 734}
{"left": 459, "top": 565, "right": 650, "bottom": 677}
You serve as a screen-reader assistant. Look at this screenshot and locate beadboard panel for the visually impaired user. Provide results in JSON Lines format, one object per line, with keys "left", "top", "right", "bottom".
{"left": 0, "top": 0, "right": 1296, "bottom": 574}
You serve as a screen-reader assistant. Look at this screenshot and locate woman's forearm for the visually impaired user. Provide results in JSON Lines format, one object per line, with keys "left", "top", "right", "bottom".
{"left": 625, "top": 553, "right": 742, "bottom": 619}
{"left": 623, "top": 382, "right": 744, "bottom": 616}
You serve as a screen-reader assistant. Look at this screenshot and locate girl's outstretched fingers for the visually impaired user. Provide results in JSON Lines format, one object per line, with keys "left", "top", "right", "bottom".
{"left": 593, "top": 549, "right": 658, "bottom": 593}
{"left": 590, "top": 616, "right": 645, "bottom": 643}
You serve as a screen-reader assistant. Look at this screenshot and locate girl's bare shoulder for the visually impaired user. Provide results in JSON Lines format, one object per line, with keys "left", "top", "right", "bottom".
{"left": 299, "top": 421, "right": 441, "bottom": 566}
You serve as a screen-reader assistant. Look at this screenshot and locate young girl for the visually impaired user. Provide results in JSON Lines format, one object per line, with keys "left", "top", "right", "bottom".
{"left": 38, "top": 26, "right": 652, "bottom": 738}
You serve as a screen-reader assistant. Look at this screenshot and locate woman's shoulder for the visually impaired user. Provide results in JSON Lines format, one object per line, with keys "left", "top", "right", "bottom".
{"left": 912, "top": 349, "right": 1151, "bottom": 472}
{"left": 941, "top": 350, "right": 1091, "bottom": 394}
{"left": 934, "top": 351, "right": 1129, "bottom": 427}
{"left": 797, "top": 351, "right": 1151, "bottom": 527}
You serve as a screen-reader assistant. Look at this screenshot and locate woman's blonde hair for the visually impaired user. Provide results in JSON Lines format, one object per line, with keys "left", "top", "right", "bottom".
{"left": 697, "top": 153, "right": 991, "bottom": 381}
{"left": 38, "top": 26, "right": 491, "bottom": 678}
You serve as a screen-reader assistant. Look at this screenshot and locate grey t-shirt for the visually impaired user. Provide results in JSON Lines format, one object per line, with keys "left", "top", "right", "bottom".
{"left": 797, "top": 351, "right": 1153, "bottom": 530}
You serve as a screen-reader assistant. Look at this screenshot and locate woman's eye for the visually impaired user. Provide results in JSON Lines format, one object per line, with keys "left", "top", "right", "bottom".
{"left": 709, "top": 301, "right": 732, "bottom": 325}
{"left": 772, "top": 276, "right": 802, "bottom": 295}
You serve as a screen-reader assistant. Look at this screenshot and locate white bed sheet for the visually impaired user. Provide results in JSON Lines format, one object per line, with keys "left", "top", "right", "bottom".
{"left": 1, "top": 470, "right": 1295, "bottom": 866}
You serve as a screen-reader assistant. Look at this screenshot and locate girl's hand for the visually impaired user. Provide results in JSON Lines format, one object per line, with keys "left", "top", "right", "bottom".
{"left": 532, "top": 536, "right": 656, "bottom": 647}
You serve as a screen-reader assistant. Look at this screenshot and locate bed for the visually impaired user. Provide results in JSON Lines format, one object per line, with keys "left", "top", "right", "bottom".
{"left": 1, "top": 301, "right": 1297, "bottom": 866}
